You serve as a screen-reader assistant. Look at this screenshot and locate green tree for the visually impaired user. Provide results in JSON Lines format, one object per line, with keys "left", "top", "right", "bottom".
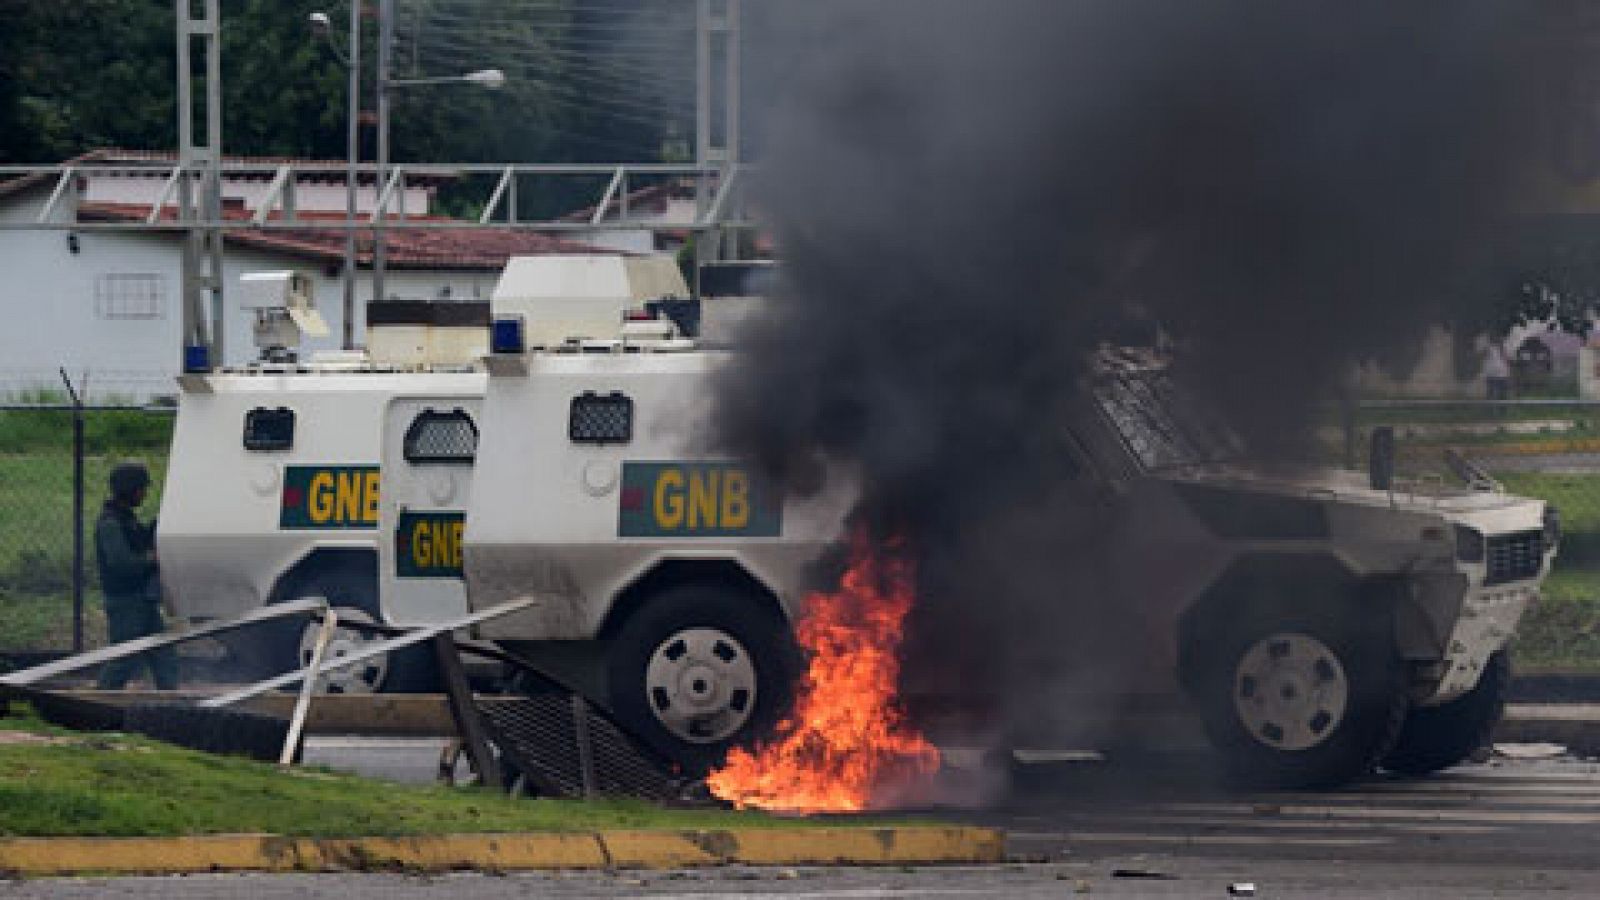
{"left": 0, "top": 0, "right": 688, "bottom": 171}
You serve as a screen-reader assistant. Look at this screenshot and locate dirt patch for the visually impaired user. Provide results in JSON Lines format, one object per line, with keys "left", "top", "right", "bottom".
{"left": 0, "top": 730, "right": 71, "bottom": 743}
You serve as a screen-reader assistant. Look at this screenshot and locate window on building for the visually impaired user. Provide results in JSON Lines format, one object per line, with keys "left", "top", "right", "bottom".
{"left": 94, "top": 274, "right": 166, "bottom": 320}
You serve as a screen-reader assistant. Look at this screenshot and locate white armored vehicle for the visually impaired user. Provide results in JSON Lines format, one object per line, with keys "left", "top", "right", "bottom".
{"left": 1073, "top": 350, "right": 1554, "bottom": 786}
{"left": 161, "top": 259, "right": 1554, "bottom": 787}
{"left": 159, "top": 271, "right": 492, "bottom": 692}
{"left": 465, "top": 256, "right": 851, "bottom": 768}
{"left": 464, "top": 288, "right": 1554, "bottom": 785}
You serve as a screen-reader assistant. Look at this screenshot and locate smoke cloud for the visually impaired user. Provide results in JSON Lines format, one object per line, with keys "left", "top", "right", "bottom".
{"left": 712, "top": 2, "right": 1571, "bottom": 746}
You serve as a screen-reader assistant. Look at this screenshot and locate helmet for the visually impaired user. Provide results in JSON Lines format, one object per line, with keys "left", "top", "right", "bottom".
{"left": 109, "top": 461, "right": 151, "bottom": 500}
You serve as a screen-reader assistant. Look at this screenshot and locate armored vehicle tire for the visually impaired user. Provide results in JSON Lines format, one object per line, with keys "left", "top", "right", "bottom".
{"left": 606, "top": 582, "right": 799, "bottom": 774}
{"left": 1193, "top": 595, "right": 1408, "bottom": 790}
{"left": 242, "top": 565, "right": 439, "bottom": 694}
{"left": 1381, "top": 649, "right": 1510, "bottom": 776}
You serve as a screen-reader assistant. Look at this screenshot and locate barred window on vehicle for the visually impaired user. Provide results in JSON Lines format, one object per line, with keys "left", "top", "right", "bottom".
{"left": 95, "top": 274, "right": 167, "bottom": 320}
{"left": 243, "top": 407, "right": 296, "bottom": 451}
{"left": 404, "top": 409, "right": 478, "bottom": 464}
{"left": 569, "top": 391, "right": 633, "bottom": 444}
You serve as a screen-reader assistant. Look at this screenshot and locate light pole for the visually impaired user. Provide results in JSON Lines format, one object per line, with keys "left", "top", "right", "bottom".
{"left": 372, "top": 0, "right": 503, "bottom": 310}
{"left": 309, "top": 7, "right": 360, "bottom": 350}
{"left": 313, "top": 4, "right": 501, "bottom": 343}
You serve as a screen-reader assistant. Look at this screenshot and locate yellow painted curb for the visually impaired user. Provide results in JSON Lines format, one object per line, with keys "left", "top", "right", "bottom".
{"left": 0, "top": 827, "right": 1004, "bottom": 876}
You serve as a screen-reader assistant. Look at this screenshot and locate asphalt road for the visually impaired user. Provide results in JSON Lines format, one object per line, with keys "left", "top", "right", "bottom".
{"left": 7, "top": 744, "right": 1600, "bottom": 897}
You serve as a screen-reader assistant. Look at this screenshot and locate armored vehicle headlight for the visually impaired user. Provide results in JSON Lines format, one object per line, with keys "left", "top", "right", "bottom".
{"left": 1454, "top": 525, "right": 1484, "bottom": 563}
{"left": 1544, "top": 505, "right": 1561, "bottom": 550}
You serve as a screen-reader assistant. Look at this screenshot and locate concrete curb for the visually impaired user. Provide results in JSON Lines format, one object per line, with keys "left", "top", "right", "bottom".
{"left": 1499, "top": 704, "right": 1600, "bottom": 757}
{"left": 0, "top": 827, "right": 1005, "bottom": 877}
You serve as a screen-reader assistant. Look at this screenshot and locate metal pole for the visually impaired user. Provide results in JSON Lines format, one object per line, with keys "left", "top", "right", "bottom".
{"left": 71, "top": 405, "right": 83, "bottom": 654}
{"left": 175, "top": 0, "right": 224, "bottom": 367}
{"left": 204, "top": 0, "right": 224, "bottom": 365}
{"left": 175, "top": 0, "right": 200, "bottom": 362}
{"left": 694, "top": 0, "right": 712, "bottom": 297}
{"left": 60, "top": 369, "right": 84, "bottom": 655}
{"left": 695, "top": 0, "right": 712, "bottom": 181}
{"left": 373, "top": 0, "right": 393, "bottom": 307}
{"left": 343, "top": 0, "right": 362, "bottom": 349}
{"left": 721, "top": 0, "right": 740, "bottom": 261}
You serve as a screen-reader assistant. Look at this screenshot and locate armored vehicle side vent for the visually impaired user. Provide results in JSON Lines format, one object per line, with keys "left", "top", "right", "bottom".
{"left": 1485, "top": 529, "right": 1544, "bottom": 586}
{"left": 570, "top": 392, "right": 633, "bottom": 445}
{"left": 243, "top": 407, "right": 295, "bottom": 451}
{"left": 404, "top": 409, "right": 478, "bottom": 464}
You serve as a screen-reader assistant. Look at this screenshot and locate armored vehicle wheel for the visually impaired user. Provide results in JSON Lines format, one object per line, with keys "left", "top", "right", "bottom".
{"left": 238, "top": 564, "right": 439, "bottom": 694}
{"left": 1193, "top": 596, "right": 1408, "bottom": 789}
{"left": 298, "top": 606, "right": 388, "bottom": 695}
{"left": 607, "top": 582, "right": 798, "bottom": 773}
{"left": 1382, "top": 650, "right": 1510, "bottom": 776}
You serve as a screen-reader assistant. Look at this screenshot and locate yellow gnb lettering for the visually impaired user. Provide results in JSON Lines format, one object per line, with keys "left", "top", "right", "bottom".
{"left": 450, "top": 520, "right": 464, "bottom": 569}
{"left": 655, "top": 469, "right": 685, "bottom": 529}
{"left": 721, "top": 471, "right": 750, "bottom": 529}
{"left": 363, "top": 471, "right": 381, "bottom": 524}
{"left": 688, "top": 470, "right": 720, "bottom": 528}
{"left": 412, "top": 521, "right": 430, "bottom": 568}
{"left": 335, "top": 471, "right": 362, "bottom": 524}
{"left": 308, "top": 472, "right": 335, "bottom": 524}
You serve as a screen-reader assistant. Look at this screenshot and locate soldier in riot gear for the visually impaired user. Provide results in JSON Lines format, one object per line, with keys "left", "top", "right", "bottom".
{"left": 95, "top": 461, "right": 178, "bottom": 690}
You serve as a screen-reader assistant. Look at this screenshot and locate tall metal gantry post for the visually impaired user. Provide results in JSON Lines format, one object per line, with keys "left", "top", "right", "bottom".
{"left": 373, "top": 0, "right": 395, "bottom": 310}
{"left": 696, "top": 0, "right": 741, "bottom": 282}
{"left": 35, "top": 0, "right": 745, "bottom": 375}
{"left": 342, "top": 0, "right": 362, "bottom": 350}
{"left": 175, "top": 0, "right": 225, "bottom": 367}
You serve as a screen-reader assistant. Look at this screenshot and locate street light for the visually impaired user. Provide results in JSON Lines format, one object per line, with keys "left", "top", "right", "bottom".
{"left": 389, "top": 69, "right": 507, "bottom": 90}
{"left": 373, "top": 0, "right": 504, "bottom": 310}
{"left": 309, "top": 4, "right": 502, "bottom": 347}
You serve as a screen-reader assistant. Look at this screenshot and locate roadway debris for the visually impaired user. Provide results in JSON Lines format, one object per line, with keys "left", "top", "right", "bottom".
{"left": 1112, "top": 867, "right": 1176, "bottom": 880}
{"left": 1494, "top": 742, "right": 1569, "bottom": 760}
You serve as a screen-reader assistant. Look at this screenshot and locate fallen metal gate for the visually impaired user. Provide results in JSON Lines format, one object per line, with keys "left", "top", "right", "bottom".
{"left": 0, "top": 597, "right": 701, "bottom": 804}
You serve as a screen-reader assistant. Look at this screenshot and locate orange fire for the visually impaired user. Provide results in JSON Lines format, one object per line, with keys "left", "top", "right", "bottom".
{"left": 706, "top": 531, "right": 942, "bottom": 813}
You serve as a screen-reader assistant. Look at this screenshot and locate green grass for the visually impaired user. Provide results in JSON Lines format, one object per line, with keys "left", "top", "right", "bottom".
{"left": 1517, "top": 569, "right": 1600, "bottom": 671}
{"left": 0, "top": 703, "right": 859, "bottom": 837}
{"left": 1351, "top": 402, "right": 1600, "bottom": 427}
{"left": 0, "top": 409, "right": 172, "bottom": 652}
{"left": 1493, "top": 472, "right": 1600, "bottom": 564}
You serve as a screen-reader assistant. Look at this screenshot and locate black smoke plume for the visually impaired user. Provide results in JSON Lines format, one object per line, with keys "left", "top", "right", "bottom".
{"left": 712, "top": 2, "right": 1572, "bottom": 743}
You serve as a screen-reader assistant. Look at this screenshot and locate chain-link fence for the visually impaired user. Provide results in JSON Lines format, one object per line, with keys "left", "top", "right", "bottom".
{"left": 0, "top": 404, "right": 174, "bottom": 661}
{"left": 1343, "top": 399, "right": 1600, "bottom": 669}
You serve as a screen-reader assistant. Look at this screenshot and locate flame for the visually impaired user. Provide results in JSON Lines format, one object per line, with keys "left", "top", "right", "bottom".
{"left": 706, "top": 531, "right": 941, "bottom": 813}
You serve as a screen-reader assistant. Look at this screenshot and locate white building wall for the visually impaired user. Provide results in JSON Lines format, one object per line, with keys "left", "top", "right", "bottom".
{"left": 584, "top": 196, "right": 697, "bottom": 254}
{"left": 84, "top": 175, "right": 432, "bottom": 216}
{"left": 1, "top": 186, "right": 497, "bottom": 402}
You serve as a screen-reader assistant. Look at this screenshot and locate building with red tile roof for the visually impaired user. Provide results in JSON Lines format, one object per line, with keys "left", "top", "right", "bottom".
{"left": 0, "top": 151, "right": 622, "bottom": 399}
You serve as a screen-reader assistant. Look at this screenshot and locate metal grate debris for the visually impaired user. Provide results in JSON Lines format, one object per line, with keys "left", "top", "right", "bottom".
{"left": 476, "top": 691, "right": 684, "bottom": 803}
